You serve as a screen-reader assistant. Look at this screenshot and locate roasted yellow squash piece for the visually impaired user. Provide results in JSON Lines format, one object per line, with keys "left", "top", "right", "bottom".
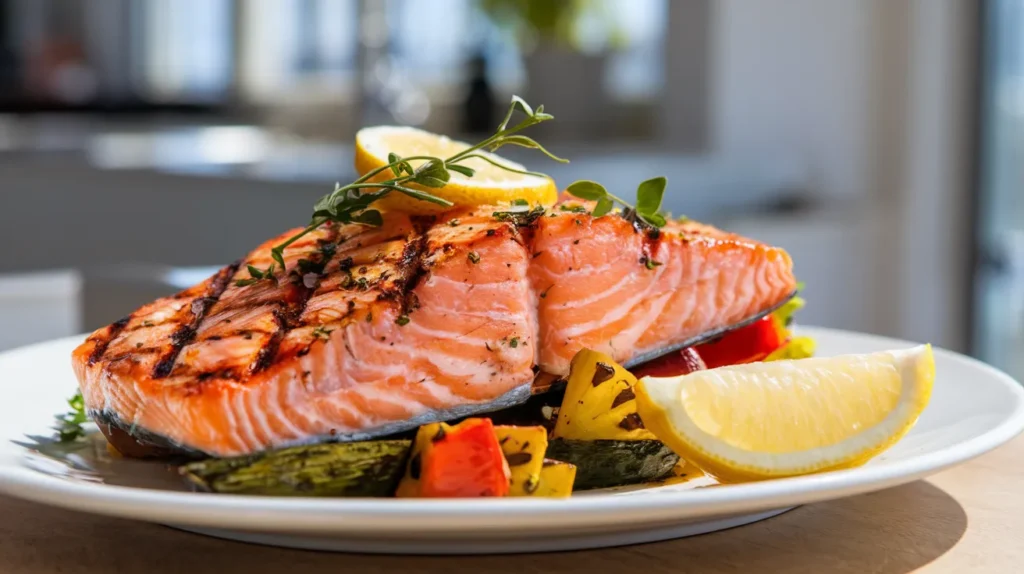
{"left": 552, "top": 349, "right": 656, "bottom": 441}
{"left": 395, "top": 422, "right": 444, "bottom": 498}
{"left": 494, "top": 425, "right": 548, "bottom": 496}
{"left": 535, "top": 459, "right": 576, "bottom": 497}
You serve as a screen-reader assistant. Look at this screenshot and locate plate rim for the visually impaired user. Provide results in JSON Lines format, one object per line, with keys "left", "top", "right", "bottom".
{"left": 0, "top": 326, "right": 1022, "bottom": 534}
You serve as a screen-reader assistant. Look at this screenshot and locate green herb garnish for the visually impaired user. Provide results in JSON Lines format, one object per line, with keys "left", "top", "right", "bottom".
{"left": 312, "top": 325, "right": 334, "bottom": 340}
{"left": 395, "top": 314, "right": 411, "bottom": 326}
{"left": 253, "top": 96, "right": 565, "bottom": 281}
{"left": 565, "top": 176, "right": 670, "bottom": 228}
{"left": 468, "top": 252, "right": 481, "bottom": 264}
{"left": 235, "top": 264, "right": 278, "bottom": 287}
{"left": 55, "top": 391, "right": 88, "bottom": 443}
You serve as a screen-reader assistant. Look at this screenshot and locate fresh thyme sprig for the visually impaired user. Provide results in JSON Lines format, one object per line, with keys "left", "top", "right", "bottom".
{"left": 565, "top": 177, "right": 669, "bottom": 228}
{"left": 55, "top": 390, "right": 88, "bottom": 443}
{"left": 240, "top": 96, "right": 566, "bottom": 285}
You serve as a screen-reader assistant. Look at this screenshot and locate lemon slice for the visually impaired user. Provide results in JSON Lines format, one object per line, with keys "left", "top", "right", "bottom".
{"left": 354, "top": 126, "right": 558, "bottom": 214}
{"left": 634, "top": 345, "right": 935, "bottom": 482}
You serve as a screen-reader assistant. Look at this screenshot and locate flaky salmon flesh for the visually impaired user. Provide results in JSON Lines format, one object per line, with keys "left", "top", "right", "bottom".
{"left": 72, "top": 206, "right": 796, "bottom": 457}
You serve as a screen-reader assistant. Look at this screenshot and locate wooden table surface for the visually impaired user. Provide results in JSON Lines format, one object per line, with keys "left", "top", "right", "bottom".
{"left": 2, "top": 435, "right": 1022, "bottom": 574}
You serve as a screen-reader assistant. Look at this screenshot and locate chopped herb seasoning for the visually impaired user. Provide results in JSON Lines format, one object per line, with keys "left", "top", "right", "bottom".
{"left": 559, "top": 204, "right": 587, "bottom": 213}
{"left": 312, "top": 325, "right": 333, "bottom": 340}
{"left": 135, "top": 342, "right": 143, "bottom": 349}
{"left": 366, "top": 311, "right": 373, "bottom": 323}
{"left": 297, "top": 258, "right": 326, "bottom": 275}
{"left": 395, "top": 314, "right": 411, "bottom": 326}
{"left": 468, "top": 252, "right": 481, "bottom": 264}
{"left": 645, "top": 258, "right": 663, "bottom": 270}
{"left": 142, "top": 320, "right": 155, "bottom": 327}
{"left": 509, "top": 337, "right": 520, "bottom": 348}
{"left": 448, "top": 219, "right": 460, "bottom": 227}
{"left": 486, "top": 229, "right": 496, "bottom": 236}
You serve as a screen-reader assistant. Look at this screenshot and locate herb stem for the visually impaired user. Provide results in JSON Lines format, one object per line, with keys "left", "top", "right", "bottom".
{"left": 247, "top": 96, "right": 563, "bottom": 284}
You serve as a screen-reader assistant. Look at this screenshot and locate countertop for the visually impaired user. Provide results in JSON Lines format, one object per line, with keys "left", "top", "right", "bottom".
{"left": 1, "top": 434, "right": 1021, "bottom": 573}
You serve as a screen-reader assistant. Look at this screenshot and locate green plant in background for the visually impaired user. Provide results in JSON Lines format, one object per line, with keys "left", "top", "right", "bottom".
{"left": 478, "top": 0, "right": 624, "bottom": 52}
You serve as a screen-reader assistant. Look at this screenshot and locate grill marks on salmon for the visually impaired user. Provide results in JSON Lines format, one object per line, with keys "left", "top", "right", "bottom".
{"left": 72, "top": 207, "right": 797, "bottom": 457}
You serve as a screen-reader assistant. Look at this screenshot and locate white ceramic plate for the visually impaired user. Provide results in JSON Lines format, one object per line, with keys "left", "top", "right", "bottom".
{"left": 0, "top": 327, "right": 1021, "bottom": 555}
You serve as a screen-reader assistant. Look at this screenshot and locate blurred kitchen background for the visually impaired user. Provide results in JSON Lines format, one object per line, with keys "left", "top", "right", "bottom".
{"left": 0, "top": 1, "right": 1019, "bottom": 378}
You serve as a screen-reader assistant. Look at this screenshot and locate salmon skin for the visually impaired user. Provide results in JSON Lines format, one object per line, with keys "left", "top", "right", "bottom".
{"left": 72, "top": 206, "right": 796, "bottom": 457}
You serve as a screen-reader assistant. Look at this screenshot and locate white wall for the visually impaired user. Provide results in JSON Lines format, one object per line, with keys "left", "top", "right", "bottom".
{"left": 708, "top": 0, "right": 977, "bottom": 351}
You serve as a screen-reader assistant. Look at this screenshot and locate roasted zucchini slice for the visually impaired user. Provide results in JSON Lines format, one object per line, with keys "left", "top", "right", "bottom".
{"left": 545, "top": 438, "right": 679, "bottom": 490}
{"left": 180, "top": 440, "right": 412, "bottom": 497}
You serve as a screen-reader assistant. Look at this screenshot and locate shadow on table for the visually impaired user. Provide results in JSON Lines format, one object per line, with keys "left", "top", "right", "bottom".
{"left": 1, "top": 480, "right": 966, "bottom": 574}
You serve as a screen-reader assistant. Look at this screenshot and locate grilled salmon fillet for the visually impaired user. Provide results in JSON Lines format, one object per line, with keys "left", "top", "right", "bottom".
{"left": 72, "top": 206, "right": 796, "bottom": 457}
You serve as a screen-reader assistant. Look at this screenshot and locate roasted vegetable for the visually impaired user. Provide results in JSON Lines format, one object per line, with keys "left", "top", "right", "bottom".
{"left": 696, "top": 294, "right": 814, "bottom": 368}
{"left": 695, "top": 314, "right": 783, "bottom": 368}
{"left": 629, "top": 347, "right": 707, "bottom": 379}
{"left": 545, "top": 439, "right": 679, "bottom": 490}
{"left": 422, "top": 418, "right": 510, "bottom": 497}
{"left": 394, "top": 422, "right": 440, "bottom": 498}
{"left": 180, "top": 440, "right": 411, "bottom": 497}
{"left": 397, "top": 419, "right": 511, "bottom": 498}
{"left": 765, "top": 296, "right": 815, "bottom": 361}
{"left": 765, "top": 335, "right": 816, "bottom": 361}
{"left": 495, "top": 425, "right": 548, "bottom": 496}
{"left": 552, "top": 349, "right": 656, "bottom": 441}
{"left": 535, "top": 459, "right": 576, "bottom": 497}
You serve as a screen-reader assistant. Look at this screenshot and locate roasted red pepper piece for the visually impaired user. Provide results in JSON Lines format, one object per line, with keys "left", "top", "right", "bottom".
{"left": 420, "top": 418, "right": 511, "bottom": 498}
{"left": 694, "top": 315, "right": 783, "bottom": 369}
{"left": 630, "top": 347, "right": 707, "bottom": 379}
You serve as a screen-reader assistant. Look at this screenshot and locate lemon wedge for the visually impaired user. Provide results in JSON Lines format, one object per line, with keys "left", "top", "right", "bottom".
{"left": 634, "top": 345, "right": 935, "bottom": 482}
{"left": 354, "top": 126, "right": 558, "bottom": 214}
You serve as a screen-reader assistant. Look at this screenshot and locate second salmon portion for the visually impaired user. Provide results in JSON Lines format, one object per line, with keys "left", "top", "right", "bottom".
{"left": 71, "top": 205, "right": 796, "bottom": 457}
{"left": 530, "top": 211, "right": 796, "bottom": 375}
